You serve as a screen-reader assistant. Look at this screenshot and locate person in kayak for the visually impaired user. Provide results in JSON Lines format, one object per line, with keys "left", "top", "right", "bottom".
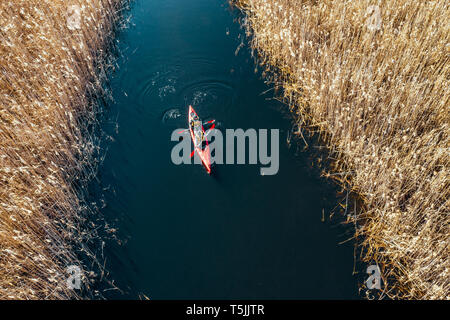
{"left": 189, "top": 111, "right": 215, "bottom": 150}
{"left": 190, "top": 119, "right": 204, "bottom": 148}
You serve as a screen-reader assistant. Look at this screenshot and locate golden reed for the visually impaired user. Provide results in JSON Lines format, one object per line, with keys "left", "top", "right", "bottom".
{"left": 0, "top": 0, "right": 123, "bottom": 299}
{"left": 234, "top": 0, "right": 449, "bottom": 299}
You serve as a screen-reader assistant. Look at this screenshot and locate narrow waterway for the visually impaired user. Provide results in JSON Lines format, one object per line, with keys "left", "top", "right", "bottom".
{"left": 97, "top": 0, "right": 359, "bottom": 299}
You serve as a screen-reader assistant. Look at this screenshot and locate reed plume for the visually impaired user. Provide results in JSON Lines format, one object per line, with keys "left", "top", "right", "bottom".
{"left": 0, "top": 0, "right": 124, "bottom": 299}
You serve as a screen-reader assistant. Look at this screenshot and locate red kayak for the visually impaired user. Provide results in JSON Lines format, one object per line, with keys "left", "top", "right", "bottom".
{"left": 188, "top": 105, "right": 212, "bottom": 174}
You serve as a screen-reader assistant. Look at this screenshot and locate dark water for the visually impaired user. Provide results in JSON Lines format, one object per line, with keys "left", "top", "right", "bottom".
{"left": 97, "top": 0, "right": 359, "bottom": 299}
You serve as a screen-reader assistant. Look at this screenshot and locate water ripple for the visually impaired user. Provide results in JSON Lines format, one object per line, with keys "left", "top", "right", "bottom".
{"left": 122, "top": 54, "right": 235, "bottom": 120}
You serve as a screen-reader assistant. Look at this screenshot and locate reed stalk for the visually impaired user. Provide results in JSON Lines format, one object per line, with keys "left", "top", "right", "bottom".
{"left": 0, "top": 0, "right": 124, "bottom": 299}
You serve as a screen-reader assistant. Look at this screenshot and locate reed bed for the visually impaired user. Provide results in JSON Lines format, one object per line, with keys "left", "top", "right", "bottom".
{"left": 0, "top": 0, "right": 123, "bottom": 299}
{"left": 234, "top": 0, "right": 449, "bottom": 299}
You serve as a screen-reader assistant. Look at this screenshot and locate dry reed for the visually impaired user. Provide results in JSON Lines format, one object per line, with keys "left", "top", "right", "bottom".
{"left": 234, "top": 0, "right": 449, "bottom": 299}
{"left": 0, "top": 0, "right": 124, "bottom": 299}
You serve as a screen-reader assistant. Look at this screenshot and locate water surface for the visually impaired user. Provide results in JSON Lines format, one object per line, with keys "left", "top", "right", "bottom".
{"left": 98, "top": 0, "right": 359, "bottom": 299}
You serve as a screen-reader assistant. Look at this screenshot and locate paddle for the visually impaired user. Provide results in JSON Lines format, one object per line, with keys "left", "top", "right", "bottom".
{"left": 178, "top": 120, "right": 215, "bottom": 134}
